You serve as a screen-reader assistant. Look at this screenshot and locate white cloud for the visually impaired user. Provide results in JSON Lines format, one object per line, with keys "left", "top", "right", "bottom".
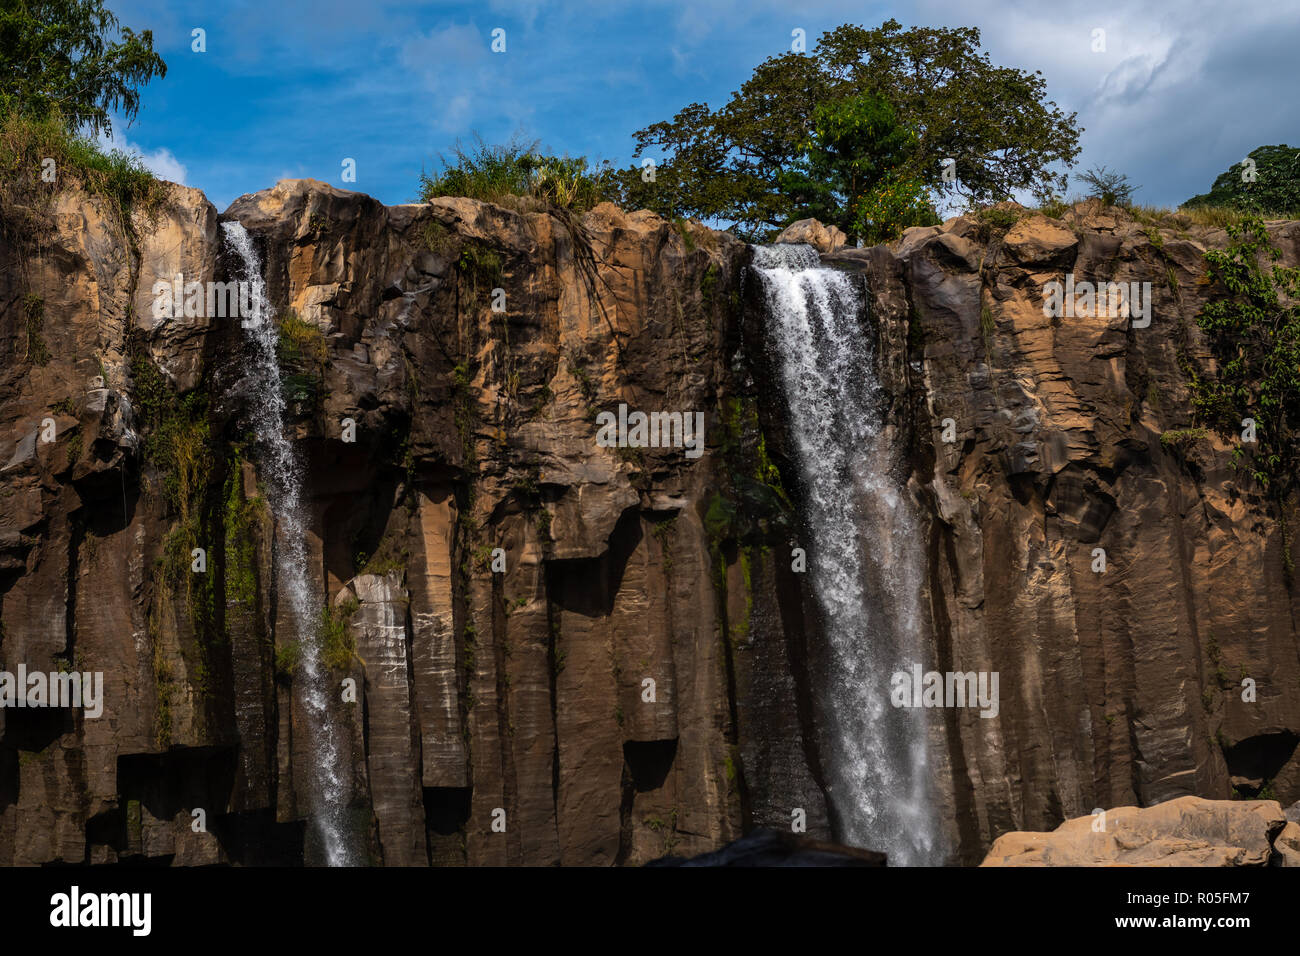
{"left": 904, "top": 0, "right": 1300, "bottom": 204}
{"left": 399, "top": 23, "right": 491, "bottom": 79}
{"left": 97, "top": 127, "right": 188, "bottom": 184}
{"left": 488, "top": 0, "right": 546, "bottom": 31}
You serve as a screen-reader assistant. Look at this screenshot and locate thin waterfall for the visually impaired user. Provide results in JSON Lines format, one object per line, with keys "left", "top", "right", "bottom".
{"left": 222, "top": 221, "right": 354, "bottom": 866}
{"left": 752, "top": 243, "right": 938, "bottom": 866}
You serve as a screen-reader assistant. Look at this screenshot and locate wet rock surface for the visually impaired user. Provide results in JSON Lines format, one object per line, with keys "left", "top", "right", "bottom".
{"left": 647, "top": 827, "right": 886, "bottom": 866}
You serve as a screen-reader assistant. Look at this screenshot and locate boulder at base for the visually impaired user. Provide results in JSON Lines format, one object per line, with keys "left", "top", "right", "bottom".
{"left": 981, "top": 796, "right": 1287, "bottom": 866}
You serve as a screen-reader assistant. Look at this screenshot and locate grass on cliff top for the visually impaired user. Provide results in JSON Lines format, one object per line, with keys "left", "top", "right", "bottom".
{"left": 1031, "top": 195, "right": 1299, "bottom": 230}
{"left": 418, "top": 135, "right": 616, "bottom": 215}
{"left": 1130, "top": 203, "right": 1300, "bottom": 230}
{"left": 0, "top": 108, "right": 164, "bottom": 236}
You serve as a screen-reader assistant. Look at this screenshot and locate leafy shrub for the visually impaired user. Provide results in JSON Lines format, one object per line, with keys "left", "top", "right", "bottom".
{"left": 853, "top": 170, "right": 940, "bottom": 244}
{"left": 1183, "top": 145, "right": 1300, "bottom": 217}
{"left": 1075, "top": 165, "right": 1139, "bottom": 206}
{"left": 1190, "top": 215, "right": 1300, "bottom": 503}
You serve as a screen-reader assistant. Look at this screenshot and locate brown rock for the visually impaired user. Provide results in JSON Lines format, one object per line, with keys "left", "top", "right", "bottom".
{"left": 855, "top": 206, "right": 1300, "bottom": 863}
{"left": 775, "top": 218, "right": 847, "bottom": 254}
{"left": 1274, "top": 820, "right": 1300, "bottom": 866}
{"left": 4, "top": 172, "right": 1298, "bottom": 868}
{"left": 980, "top": 797, "right": 1286, "bottom": 866}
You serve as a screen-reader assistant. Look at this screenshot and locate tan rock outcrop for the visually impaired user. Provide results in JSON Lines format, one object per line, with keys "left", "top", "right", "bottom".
{"left": 775, "top": 217, "right": 847, "bottom": 253}
{"left": 1275, "top": 820, "right": 1300, "bottom": 866}
{"left": 980, "top": 796, "right": 1286, "bottom": 866}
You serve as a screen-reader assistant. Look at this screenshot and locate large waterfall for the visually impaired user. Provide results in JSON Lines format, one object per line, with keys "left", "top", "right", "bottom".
{"left": 752, "top": 243, "right": 938, "bottom": 866}
{"left": 222, "top": 222, "right": 354, "bottom": 866}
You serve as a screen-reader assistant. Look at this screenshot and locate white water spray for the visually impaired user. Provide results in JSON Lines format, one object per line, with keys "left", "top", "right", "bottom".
{"left": 222, "top": 221, "right": 354, "bottom": 866}
{"left": 752, "top": 243, "right": 938, "bottom": 866}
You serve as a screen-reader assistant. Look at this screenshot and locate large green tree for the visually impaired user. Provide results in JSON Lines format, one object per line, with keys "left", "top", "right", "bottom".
{"left": 775, "top": 93, "right": 934, "bottom": 242}
{"left": 0, "top": 0, "right": 167, "bottom": 135}
{"left": 1183, "top": 145, "right": 1300, "bottom": 215}
{"left": 621, "top": 19, "right": 1082, "bottom": 240}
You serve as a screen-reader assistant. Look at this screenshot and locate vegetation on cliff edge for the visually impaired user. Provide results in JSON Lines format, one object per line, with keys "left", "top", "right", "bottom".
{"left": 0, "top": 0, "right": 167, "bottom": 245}
{"left": 1191, "top": 215, "right": 1300, "bottom": 507}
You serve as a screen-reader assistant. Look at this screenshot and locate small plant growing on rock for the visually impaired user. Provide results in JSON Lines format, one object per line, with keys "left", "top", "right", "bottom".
{"left": 276, "top": 310, "right": 328, "bottom": 366}
{"left": 1034, "top": 196, "right": 1069, "bottom": 219}
{"left": 974, "top": 204, "right": 1024, "bottom": 234}
{"left": 979, "top": 299, "right": 996, "bottom": 356}
{"left": 359, "top": 546, "right": 409, "bottom": 576}
{"left": 275, "top": 310, "right": 328, "bottom": 417}
{"left": 644, "top": 808, "right": 680, "bottom": 854}
{"left": 23, "top": 293, "right": 49, "bottom": 366}
{"left": 422, "top": 219, "right": 457, "bottom": 257}
{"left": 418, "top": 135, "right": 617, "bottom": 215}
{"left": 1075, "top": 165, "right": 1139, "bottom": 207}
{"left": 275, "top": 640, "right": 302, "bottom": 680}
{"left": 320, "top": 596, "right": 361, "bottom": 671}
{"left": 1158, "top": 427, "right": 1208, "bottom": 453}
{"left": 456, "top": 241, "right": 503, "bottom": 297}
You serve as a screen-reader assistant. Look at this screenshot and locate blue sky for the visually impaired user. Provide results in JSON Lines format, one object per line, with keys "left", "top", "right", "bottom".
{"left": 101, "top": 0, "right": 1300, "bottom": 214}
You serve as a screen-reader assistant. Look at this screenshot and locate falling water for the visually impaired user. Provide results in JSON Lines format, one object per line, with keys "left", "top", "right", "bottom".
{"left": 222, "top": 222, "right": 354, "bottom": 866}
{"left": 752, "top": 243, "right": 938, "bottom": 866}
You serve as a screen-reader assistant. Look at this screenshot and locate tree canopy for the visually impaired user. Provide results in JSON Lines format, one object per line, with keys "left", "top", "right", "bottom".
{"left": 774, "top": 93, "right": 938, "bottom": 242}
{"left": 617, "top": 19, "right": 1082, "bottom": 240}
{"left": 1182, "top": 145, "right": 1300, "bottom": 215}
{"left": 0, "top": 0, "right": 167, "bottom": 135}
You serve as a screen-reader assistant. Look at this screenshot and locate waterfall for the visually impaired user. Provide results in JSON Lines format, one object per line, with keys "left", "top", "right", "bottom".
{"left": 222, "top": 222, "right": 354, "bottom": 866}
{"left": 752, "top": 243, "right": 938, "bottom": 866}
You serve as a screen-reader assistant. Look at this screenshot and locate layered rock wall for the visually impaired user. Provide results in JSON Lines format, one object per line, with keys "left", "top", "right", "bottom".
{"left": 0, "top": 180, "right": 826, "bottom": 864}
{"left": 3, "top": 180, "right": 1297, "bottom": 865}
{"left": 823, "top": 207, "right": 1300, "bottom": 863}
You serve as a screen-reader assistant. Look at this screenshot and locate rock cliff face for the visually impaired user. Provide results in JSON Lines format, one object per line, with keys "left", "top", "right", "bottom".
{"left": 822, "top": 206, "right": 1300, "bottom": 863}
{"left": 1, "top": 178, "right": 1297, "bottom": 865}
{"left": 0, "top": 179, "right": 828, "bottom": 865}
